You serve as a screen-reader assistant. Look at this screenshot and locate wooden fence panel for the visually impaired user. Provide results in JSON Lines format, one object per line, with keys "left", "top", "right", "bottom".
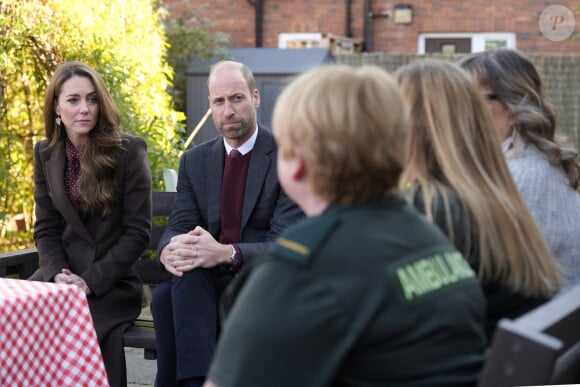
{"left": 335, "top": 53, "right": 580, "bottom": 152}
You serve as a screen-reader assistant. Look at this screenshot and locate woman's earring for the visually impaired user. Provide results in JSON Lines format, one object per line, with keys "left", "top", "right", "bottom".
{"left": 56, "top": 115, "right": 62, "bottom": 127}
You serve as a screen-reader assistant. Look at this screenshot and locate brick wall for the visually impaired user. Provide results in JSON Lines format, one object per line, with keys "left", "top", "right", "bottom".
{"left": 160, "top": 0, "right": 579, "bottom": 55}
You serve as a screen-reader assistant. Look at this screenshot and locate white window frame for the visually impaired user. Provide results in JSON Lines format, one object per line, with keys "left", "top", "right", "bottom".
{"left": 418, "top": 32, "right": 516, "bottom": 54}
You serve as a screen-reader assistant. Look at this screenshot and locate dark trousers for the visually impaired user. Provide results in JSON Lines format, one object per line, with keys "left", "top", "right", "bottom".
{"left": 151, "top": 267, "right": 233, "bottom": 386}
{"left": 100, "top": 323, "right": 129, "bottom": 387}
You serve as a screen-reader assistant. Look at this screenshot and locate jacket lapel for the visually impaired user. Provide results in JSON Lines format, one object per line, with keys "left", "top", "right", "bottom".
{"left": 207, "top": 139, "right": 225, "bottom": 236}
{"left": 241, "top": 127, "right": 274, "bottom": 229}
{"left": 44, "top": 143, "right": 94, "bottom": 243}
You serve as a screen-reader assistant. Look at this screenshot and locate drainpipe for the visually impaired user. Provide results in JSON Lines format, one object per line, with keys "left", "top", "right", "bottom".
{"left": 364, "top": 0, "right": 372, "bottom": 52}
{"left": 364, "top": 0, "right": 391, "bottom": 52}
{"left": 345, "top": 0, "right": 353, "bottom": 38}
{"left": 247, "top": 0, "right": 264, "bottom": 47}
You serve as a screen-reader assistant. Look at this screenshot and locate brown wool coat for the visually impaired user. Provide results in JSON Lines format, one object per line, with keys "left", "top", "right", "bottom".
{"left": 33, "top": 134, "right": 152, "bottom": 342}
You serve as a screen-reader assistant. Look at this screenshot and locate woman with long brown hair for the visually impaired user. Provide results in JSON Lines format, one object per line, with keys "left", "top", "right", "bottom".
{"left": 460, "top": 48, "right": 580, "bottom": 290}
{"left": 33, "top": 61, "right": 152, "bottom": 386}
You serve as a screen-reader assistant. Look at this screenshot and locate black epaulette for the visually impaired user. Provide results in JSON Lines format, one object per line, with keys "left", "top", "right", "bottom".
{"left": 272, "top": 211, "right": 340, "bottom": 266}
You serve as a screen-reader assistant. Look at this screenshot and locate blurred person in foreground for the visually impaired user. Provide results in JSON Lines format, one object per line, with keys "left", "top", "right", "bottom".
{"left": 459, "top": 48, "right": 580, "bottom": 290}
{"left": 395, "top": 59, "right": 562, "bottom": 340}
{"left": 34, "top": 61, "right": 152, "bottom": 386}
{"left": 203, "top": 64, "right": 487, "bottom": 387}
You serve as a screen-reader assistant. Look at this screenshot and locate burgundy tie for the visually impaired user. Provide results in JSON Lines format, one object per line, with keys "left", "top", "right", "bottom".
{"left": 219, "top": 149, "right": 244, "bottom": 243}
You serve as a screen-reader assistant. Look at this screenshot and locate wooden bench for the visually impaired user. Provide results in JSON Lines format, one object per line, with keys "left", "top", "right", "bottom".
{"left": 0, "top": 191, "right": 176, "bottom": 360}
{"left": 0, "top": 248, "right": 40, "bottom": 279}
{"left": 478, "top": 283, "right": 580, "bottom": 386}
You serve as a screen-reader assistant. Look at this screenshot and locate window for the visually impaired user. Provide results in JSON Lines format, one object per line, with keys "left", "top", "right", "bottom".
{"left": 418, "top": 33, "right": 516, "bottom": 54}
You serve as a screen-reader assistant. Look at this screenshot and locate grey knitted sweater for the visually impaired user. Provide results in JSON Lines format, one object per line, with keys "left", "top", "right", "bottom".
{"left": 506, "top": 142, "right": 580, "bottom": 289}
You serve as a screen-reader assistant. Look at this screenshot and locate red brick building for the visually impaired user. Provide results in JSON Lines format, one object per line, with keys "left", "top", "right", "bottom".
{"left": 161, "top": 0, "right": 578, "bottom": 55}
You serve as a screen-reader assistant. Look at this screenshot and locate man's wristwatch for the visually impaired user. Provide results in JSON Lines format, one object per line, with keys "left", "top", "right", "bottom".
{"left": 229, "top": 245, "right": 239, "bottom": 271}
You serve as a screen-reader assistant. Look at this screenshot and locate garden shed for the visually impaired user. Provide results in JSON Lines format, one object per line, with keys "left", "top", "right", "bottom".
{"left": 185, "top": 47, "right": 335, "bottom": 146}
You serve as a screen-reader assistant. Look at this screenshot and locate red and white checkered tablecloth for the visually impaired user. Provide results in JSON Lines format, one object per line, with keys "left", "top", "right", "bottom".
{"left": 0, "top": 278, "right": 109, "bottom": 386}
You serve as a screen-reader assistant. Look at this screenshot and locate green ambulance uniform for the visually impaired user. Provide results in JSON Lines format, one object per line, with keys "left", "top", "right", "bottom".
{"left": 208, "top": 197, "right": 487, "bottom": 387}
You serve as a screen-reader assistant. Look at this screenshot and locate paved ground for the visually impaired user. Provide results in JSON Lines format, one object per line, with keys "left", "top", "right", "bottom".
{"left": 126, "top": 346, "right": 156, "bottom": 386}
{"left": 127, "top": 298, "right": 156, "bottom": 387}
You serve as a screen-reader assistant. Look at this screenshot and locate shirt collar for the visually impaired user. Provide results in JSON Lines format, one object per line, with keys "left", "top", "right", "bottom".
{"left": 501, "top": 135, "right": 514, "bottom": 154}
{"left": 223, "top": 125, "right": 258, "bottom": 156}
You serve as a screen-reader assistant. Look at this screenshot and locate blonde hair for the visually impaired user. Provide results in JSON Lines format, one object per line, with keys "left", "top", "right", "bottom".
{"left": 273, "top": 64, "right": 409, "bottom": 205}
{"left": 396, "top": 59, "right": 562, "bottom": 296}
{"left": 459, "top": 49, "right": 580, "bottom": 189}
{"left": 43, "top": 61, "right": 123, "bottom": 216}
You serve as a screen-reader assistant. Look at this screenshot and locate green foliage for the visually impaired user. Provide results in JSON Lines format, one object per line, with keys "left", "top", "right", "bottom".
{"left": 0, "top": 0, "right": 56, "bottom": 240}
{"left": 0, "top": 0, "right": 228, "bottom": 250}
{"left": 161, "top": 5, "right": 229, "bottom": 114}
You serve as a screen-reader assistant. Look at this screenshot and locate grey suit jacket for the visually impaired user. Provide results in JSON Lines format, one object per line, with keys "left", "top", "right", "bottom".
{"left": 33, "top": 134, "right": 152, "bottom": 339}
{"left": 160, "top": 126, "right": 303, "bottom": 262}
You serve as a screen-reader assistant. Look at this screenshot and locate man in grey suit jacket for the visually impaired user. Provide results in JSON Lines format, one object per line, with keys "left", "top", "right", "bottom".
{"left": 151, "top": 60, "right": 303, "bottom": 387}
